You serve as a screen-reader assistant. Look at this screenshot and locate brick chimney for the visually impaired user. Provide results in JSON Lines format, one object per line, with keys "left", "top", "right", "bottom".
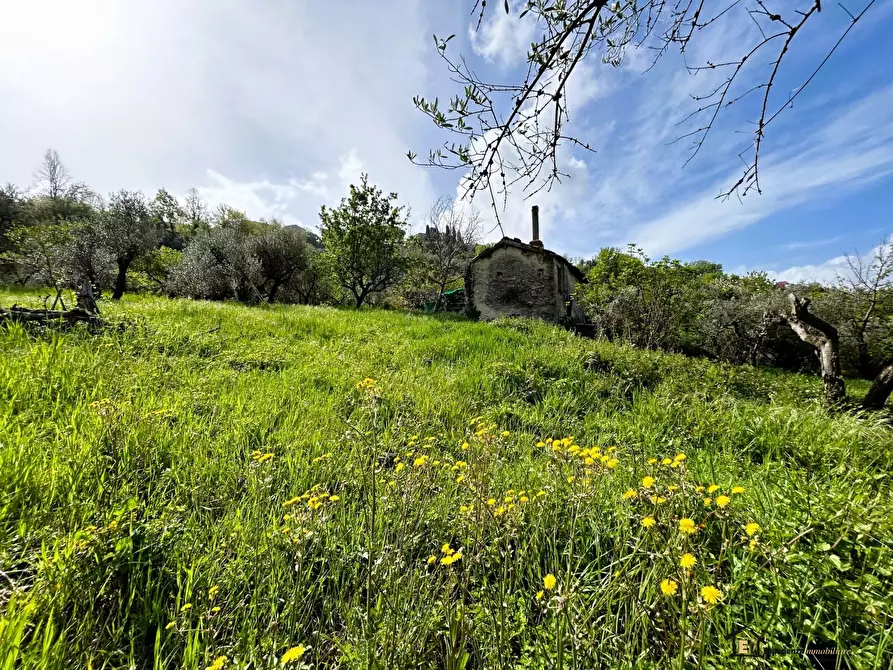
{"left": 530, "top": 205, "right": 543, "bottom": 248}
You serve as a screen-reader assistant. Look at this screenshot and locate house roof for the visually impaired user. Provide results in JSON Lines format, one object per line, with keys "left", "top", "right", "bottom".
{"left": 471, "top": 237, "right": 586, "bottom": 282}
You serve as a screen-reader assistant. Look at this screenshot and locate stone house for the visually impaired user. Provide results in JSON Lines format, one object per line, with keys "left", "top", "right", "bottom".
{"left": 465, "top": 206, "right": 587, "bottom": 324}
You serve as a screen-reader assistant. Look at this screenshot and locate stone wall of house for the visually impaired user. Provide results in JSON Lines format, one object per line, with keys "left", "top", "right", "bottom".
{"left": 467, "top": 245, "right": 582, "bottom": 322}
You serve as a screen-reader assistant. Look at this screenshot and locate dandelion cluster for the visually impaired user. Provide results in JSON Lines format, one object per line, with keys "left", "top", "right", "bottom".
{"left": 250, "top": 450, "right": 274, "bottom": 464}
{"left": 623, "top": 453, "right": 760, "bottom": 613}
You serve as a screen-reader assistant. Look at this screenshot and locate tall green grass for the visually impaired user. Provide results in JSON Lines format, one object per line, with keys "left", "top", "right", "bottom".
{"left": 1, "top": 292, "right": 891, "bottom": 669}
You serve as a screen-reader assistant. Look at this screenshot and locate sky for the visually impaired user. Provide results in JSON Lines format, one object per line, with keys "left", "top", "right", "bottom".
{"left": 1, "top": 0, "right": 891, "bottom": 284}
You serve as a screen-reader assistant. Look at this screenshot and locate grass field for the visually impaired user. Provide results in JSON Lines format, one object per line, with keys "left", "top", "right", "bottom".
{"left": 1, "top": 291, "right": 892, "bottom": 669}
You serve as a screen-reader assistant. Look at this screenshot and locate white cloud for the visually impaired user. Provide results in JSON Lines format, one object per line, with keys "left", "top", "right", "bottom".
{"left": 630, "top": 83, "right": 893, "bottom": 256}
{"left": 771, "top": 238, "right": 893, "bottom": 285}
{"left": 469, "top": 1, "right": 538, "bottom": 67}
{"left": 770, "top": 255, "right": 851, "bottom": 284}
{"left": 779, "top": 236, "right": 845, "bottom": 251}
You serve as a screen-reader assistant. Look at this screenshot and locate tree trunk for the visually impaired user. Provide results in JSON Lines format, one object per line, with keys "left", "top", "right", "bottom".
{"left": 856, "top": 335, "right": 874, "bottom": 379}
{"left": 862, "top": 361, "right": 893, "bottom": 410}
{"left": 267, "top": 280, "right": 282, "bottom": 304}
{"left": 112, "top": 258, "right": 131, "bottom": 300}
{"left": 781, "top": 294, "right": 847, "bottom": 408}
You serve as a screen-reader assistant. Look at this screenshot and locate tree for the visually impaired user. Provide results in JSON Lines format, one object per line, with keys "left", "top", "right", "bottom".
{"left": 183, "top": 188, "right": 210, "bottom": 236}
{"left": 34, "top": 149, "right": 72, "bottom": 205}
{"left": 839, "top": 238, "right": 893, "bottom": 378}
{"left": 779, "top": 293, "right": 893, "bottom": 410}
{"left": 413, "top": 0, "right": 876, "bottom": 219}
{"left": 577, "top": 245, "right": 708, "bottom": 350}
{"left": 0, "top": 183, "right": 23, "bottom": 255}
{"left": 414, "top": 196, "right": 480, "bottom": 310}
{"left": 151, "top": 188, "right": 186, "bottom": 250}
{"left": 100, "top": 190, "right": 163, "bottom": 299}
{"left": 167, "top": 222, "right": 263, "bottom": 303}
{"left": 251, "top": 226, "right": 311, "bottom": 303}
{"left": 319, "top": 174, "right": 409, "bottom": 308}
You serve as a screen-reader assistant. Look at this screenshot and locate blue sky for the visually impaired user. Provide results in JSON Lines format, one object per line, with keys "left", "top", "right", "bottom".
{"left": 1, "top": 0, "right": 891, "bottom": 283}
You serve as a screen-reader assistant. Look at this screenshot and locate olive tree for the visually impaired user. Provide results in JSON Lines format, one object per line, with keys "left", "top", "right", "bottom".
{"left": 100, "top": 190, "right": 163, "bottom": 299}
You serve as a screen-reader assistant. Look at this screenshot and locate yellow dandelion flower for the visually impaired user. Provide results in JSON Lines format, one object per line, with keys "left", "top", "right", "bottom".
{"left": 716, "top": 495, "right": 730, "bottom": 508}
{"left": 642, "top": 516, "right": 656, "bottom": 528}
{"left": 660, "top": 579, "right": 678, "bottom": 596}
{"left": 486, "top": 498, "right": 496, "bottom": 506}
{"left": 206, "top": 656, "right": 228, "bottom": 670}
{"left": 745, "top": 522, "right": 761, "bottom": 536}
{"left": 703, "top": 498, "right": 712, "bottom": 506}
{"left": 695, "top": 485, "right": 704, "bottom": 494}
{"left": 731, "top": 486, "right": 745, "bottom": 495}
{"left": 281, "top": 645, "right": 307, "bottom": 664}
{"left": 456, "top": 475, "right": 465, "bottom": 484}
{"left": 584, "top": 456, "right": 595, "bottom": 466}
{"left": 543, "top": 574, "right": 557, "bottom": 590}
{"left": 707, "top": 484, "right": 720, "bottom": 494}
{"left": 551, "top": 443, "right": 562, "bottom": 452}
{"left": 413, "top": 456, "right": 428, "bottom": 467}
{"left": 461, "top": 442, "right": 469, "bottom": 450}
{"left": 536, "top": 490, "right": 547, "bottom": 497}
{"left": 567, "top": 476, "right": 575, "bottom": 484}
{"left": 501, "top": 430, "right": 510, "bottom": 437}
{"left": 667, "top": 485, "right": 679, "bottom": 492}
{"left": 535, "top": 590, "right": 544, "bottom": 600}
{"left": 700, "top": 585, "right": 722, "bottom": 605}
{"left": 180, "top": 603, "right": 193, "bottom": 613}
{"left": 674, "top": 453, "right": 686, "bottom": 461}
{"left": 395, "top": 462, "right": 405, "bottom": 473}
{"left": 622, "top": 489, "right": 637, "bottom": 499}
{"left": 680, "top": 553, "right": 696, "bottom": 569}
{"left": 606, "top": 458, "right": 618, "bottom": 469}
{"left": 519, "top": 495, "right": 529, "bottom": 503}
{"left": 504, "top": 495, "right": 513, "bottom": 503}
{"left": 748, "top": 538, "right": 759, "bottom": 550}
{"left": 661, "top": 458, "right": 672, "bottom": 466}
{"left": 211, "top": 606, "right": 221, "bottom": 613}
{"left": 648, "top": 458, "right": 658, "bottom": 464}
{"left": 536, "top": 441, "right": 546, "bottom": 447}
{"left": 678, "top": 518, "right": 697, "bottom": 535}
{"left": 165, "top": 621, "right": 176, "bottom": 630}
{"left": 642, "top": 476, "right": 655, "bottom": 489}
{"left": 329, "top": 495, "right": 340, "bottom": 502}
{"left": 494, "top": 506, "right": 506, "bottom": 517}
{"left": 427, "top": 554, "right": 437, "bottom": 565}
{"left": 208, "top": 585, "right": 219, "bottom": 598}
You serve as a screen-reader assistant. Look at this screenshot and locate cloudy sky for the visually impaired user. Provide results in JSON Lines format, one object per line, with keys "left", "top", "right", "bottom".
{"left": 1, "top": 0, "right": 891, "bottom": 283}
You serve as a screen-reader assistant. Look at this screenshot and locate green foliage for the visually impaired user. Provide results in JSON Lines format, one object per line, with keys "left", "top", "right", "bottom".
{"left": 320, "top": 174, "right": 409, "bottom": 307}
{"left": 1, "top": 291, "right": 891, "bottom": 668}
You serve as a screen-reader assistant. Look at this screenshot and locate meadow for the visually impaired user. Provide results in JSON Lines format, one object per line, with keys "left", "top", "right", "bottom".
{"left": 1, "top": 291, "right": 891, "bottom": 669}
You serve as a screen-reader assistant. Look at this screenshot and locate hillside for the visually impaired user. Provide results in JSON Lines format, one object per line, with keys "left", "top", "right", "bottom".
{"left": 1, "top": 292, "right": 891, "bottom": 669}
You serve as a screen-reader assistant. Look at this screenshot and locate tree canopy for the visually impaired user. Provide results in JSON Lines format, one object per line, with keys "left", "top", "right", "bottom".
{"left": 319, "top": 174, "right": 409, "bottom": 308}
